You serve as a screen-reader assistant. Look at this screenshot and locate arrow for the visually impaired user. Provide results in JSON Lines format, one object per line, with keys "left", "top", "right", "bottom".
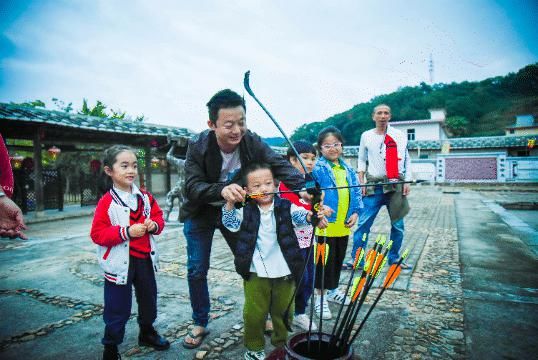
{"left": 345, "top": 249, "right": 410, "bottom": 350}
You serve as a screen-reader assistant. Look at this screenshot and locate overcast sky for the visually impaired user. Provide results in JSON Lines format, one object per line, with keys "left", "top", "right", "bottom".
{"left": 1, "top": 0, "right": 537, "bottom": 137}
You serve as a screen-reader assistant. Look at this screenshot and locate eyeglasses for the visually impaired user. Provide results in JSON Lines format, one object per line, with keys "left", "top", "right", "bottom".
{"left": 321, "top": 142, "right": 342, "bottom": 150}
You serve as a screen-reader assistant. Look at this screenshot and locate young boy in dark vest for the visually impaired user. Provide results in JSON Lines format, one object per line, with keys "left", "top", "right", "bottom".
{"left": 222, "top": 163, "right": 316, "bottom": 360}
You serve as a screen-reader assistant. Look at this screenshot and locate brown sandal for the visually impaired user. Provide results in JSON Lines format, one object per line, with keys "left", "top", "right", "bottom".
{"left": 182, "top": 329, "right": 210, "bottom": 349}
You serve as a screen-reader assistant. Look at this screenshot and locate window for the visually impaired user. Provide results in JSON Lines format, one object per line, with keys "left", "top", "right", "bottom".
{"left": 407, "top": 128, "right": 416, "bottom": 141}
{"left": 509, "top": 129, "right": 515, "bottom": 134}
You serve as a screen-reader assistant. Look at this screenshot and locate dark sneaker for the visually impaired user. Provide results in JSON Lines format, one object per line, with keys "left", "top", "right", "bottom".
{"left": 103, "top": 344, "right": 121, "bottom": 360}
{"left": 138, "top": 326, "right": 170, "bottom": 351}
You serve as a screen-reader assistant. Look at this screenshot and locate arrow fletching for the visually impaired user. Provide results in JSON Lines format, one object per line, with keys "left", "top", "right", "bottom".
{"left": 382, "top": 264, "right": 401, "bottom": 288}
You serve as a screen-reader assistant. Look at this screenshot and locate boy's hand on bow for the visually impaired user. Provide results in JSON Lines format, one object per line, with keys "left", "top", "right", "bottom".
{"left": 314, "top": 211, "right": 329, "bottom": 229}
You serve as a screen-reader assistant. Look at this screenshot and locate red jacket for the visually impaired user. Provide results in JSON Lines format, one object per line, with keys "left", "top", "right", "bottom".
{"left": 90, "top": 188, "right": 164, "bottom": 284}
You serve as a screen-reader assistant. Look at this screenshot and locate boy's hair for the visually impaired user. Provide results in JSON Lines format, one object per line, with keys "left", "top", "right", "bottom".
{"left": 99, "top": 145, "right": 136, "bottom": 192}
{"left": 206, "top": 89, "right": 246, "bottom": 124}
{"left": 241, "top": 162, "right": 274, "bottom": 186}
{"left": 286, "top": 140, "right": 316, "bottom": 160}
{"left": 317, "top": 125, "right": 345, "bottom": 149}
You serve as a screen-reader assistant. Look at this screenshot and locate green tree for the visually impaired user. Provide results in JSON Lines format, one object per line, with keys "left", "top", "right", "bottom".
{"left": 445, "top": 116, "right": 469, "bottom": 137}
{"left": 290, "top": 62, "right": 538, "bottom": 140}
{"left": 79, "top": 99, "right": 144, "bottom": 122}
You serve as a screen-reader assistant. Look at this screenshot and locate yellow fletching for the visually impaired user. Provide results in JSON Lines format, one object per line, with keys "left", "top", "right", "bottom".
{"left": 351, "top": 277, "right": 360, "bottom": 296}
{"left": 371, "top": 253, "right": 384, "bottom": 276}
{"left": 353, "top": 248, "right": 364, "bottom": 269}
{"left": 353, "top": 277, "right": 367, "bottom": 301}
{"left": 379, "top": 234, "right": 387, "bottom": 246}
{"left": 323, "top": 243, "right": 330, "bottom": 265}
{"left": 375, "top": 257, "right": 388, "bottom": 278}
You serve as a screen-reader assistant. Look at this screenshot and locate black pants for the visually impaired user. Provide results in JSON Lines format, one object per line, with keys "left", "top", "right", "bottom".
{"left": 314, "top": 236, "right": 348, "bottom": 290}
{"left": 102, "top": 256, "right": 157, "bottom": 345}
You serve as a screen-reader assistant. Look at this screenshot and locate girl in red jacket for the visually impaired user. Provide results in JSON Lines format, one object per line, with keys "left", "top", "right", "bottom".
{"left": 90, "top": 145, "right": 169, "bottom": 360}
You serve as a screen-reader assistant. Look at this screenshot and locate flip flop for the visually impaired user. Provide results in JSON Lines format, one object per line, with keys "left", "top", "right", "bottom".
{"left": 182, "top": 329, "right": 210, "bottom": 349}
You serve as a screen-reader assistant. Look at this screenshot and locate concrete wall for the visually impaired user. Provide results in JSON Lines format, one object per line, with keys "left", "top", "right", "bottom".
{"left": 391, "top": 122, "right": 445, "bottom": 141}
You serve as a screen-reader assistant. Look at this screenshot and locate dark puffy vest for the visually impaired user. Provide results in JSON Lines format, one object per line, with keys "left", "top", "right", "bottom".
{"left": 234, "top": 197, "right": 305, "bottom": 284}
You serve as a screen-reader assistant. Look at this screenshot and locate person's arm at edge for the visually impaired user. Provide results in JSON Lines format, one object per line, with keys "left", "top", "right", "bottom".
{"left": 357, "top": 132, "right": 368, "bottom": 196}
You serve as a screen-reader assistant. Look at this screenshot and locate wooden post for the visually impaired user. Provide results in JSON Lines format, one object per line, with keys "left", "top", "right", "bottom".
{"left": 33, "top": 129, "right": 44, "bottom": 216}
{"left": 166, "top": 158, "right": 171, "bottom": 193}
{"left": 145, "top": 146, "right": 152, "bottom": 193}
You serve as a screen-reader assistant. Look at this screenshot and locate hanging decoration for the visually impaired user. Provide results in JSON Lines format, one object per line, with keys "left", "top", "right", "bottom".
{"left": 10, "top": 153, "right": 24, "bottom": 169}
{"left": 47, "top": 146, "right": 61, "bottom": 160}
{"left": 151, "top": 157, "right": 160, "bottom": 169}
{"left": 90, "top": 159, "right": 101, "bottom": 173}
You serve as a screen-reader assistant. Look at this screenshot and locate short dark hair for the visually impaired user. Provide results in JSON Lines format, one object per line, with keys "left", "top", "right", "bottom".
{"left": 241, "top": 162, "right": 273, "bottom": 185}
{"left": 317, "top": 125, "right": 344, "bottom": 149}
{"left": 286, "top": 140, "right": 316, "bottom": 160}
{"left": 206, "top": 89, "right": 246, "bottom": 124}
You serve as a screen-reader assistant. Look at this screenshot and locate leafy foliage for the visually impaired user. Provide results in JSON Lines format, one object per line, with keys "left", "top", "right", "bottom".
{"left": 52, "top": 98, "right": 73, "bottom": 113}
{"left": 12, "top": 98, "right": 145, "bottom": 122}
{"left": 79, "top": 99, "right": 133, "bottom": 121}
{"left": 10, "top": 99, "right": 46, "bottom": 108}
{"left": 291, "top": 63, "right": 538, "bottom": 144}
{"left": 445, "top": 116, "right": 469, "bottom": 137}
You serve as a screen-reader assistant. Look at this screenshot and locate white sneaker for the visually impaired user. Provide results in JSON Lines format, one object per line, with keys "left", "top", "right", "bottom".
{"left": 293, "top": 313, "right": 318, "bottom": 331}
{"left": 244, "top": 349, "right": 265, "bottom": 360}
{"left": 326, "top": 289, "right": 351, "bottom": 305}
{"left": 314, "top": 296, "right": 332, "bottom": 320}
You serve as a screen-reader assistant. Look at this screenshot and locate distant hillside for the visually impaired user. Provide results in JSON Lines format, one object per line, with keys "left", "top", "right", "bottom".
{"left": 262, "top": 136, "right": 286, "bottom": 146}
{"left": 291, "top": 63, "right": 538, "bottom": 145}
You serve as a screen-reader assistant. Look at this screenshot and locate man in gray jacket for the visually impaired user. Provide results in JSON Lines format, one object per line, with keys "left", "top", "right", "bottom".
{"left": 181, "top": 89, "right": 305, "bottom": 349}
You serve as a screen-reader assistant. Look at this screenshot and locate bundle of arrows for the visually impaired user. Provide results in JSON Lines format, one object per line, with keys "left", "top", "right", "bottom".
{"left": 306, "top": 234, "right": 410, "bottom": 356}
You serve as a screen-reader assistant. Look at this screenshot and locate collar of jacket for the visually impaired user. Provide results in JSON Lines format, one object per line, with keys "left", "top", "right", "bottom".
{"left": 206, "top": 129, "right": 255, "bottom": 185}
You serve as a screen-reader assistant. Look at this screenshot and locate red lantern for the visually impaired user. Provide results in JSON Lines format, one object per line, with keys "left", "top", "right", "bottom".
{"left": 90, "top": 159, "right": 101, "bottom": 173}
{"left": 48, "top": 146, "right": 61, "bottom": 160}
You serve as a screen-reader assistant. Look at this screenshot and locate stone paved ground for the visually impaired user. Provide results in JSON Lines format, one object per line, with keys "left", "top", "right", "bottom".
{"left": 0, "top": 185, "right": 535, "bottom": 359}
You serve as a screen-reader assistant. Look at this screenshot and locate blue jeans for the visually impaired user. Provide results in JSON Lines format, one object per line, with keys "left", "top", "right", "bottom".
{"left": 295, "top": 247, "right": 314, "bottom": 315}
{"left": 351, "top": 186, "right": 405, "bottom": 265}
{"left": 183, "top": 212, "right": 238, "bottom": 327}
{"left": 102, "top": 256, "right": 157, "bottom": 345}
